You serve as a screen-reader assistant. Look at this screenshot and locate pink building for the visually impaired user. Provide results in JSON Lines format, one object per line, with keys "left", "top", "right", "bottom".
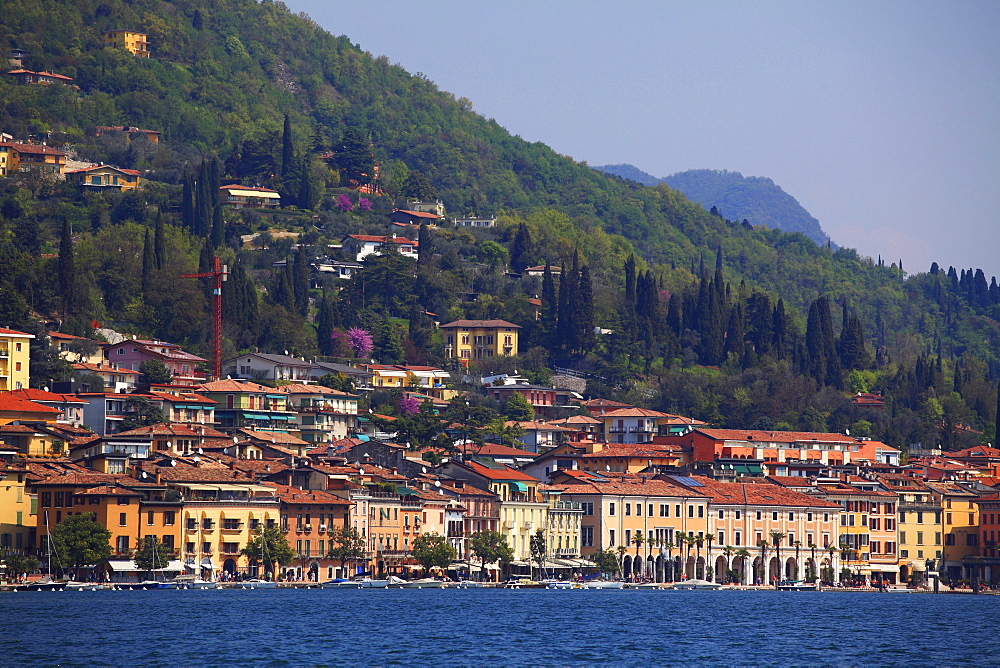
{"left": 103, "top": 339, "right": 207, "bottom": 384}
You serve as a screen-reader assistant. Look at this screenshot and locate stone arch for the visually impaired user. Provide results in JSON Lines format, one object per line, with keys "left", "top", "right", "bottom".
{"left": 654, "top": 555, "right": 664, "bottom": 582}
{"left": 622, "top": 554, "right": 633, "bottom": 578}
{"left": 784, "top": 556, "right": 797, "bottom": 580}
{"left": 715, "top": 555, "right": 729, "bottom": 583}
{"left": 768, "top": 557, "right": 781, "bottom": 583}
{"left": 223, "top": 558, "right": 237, "bottom": 574}
{"left": 645, "top": 555, "right": 655, "bottom": 579}
{"left": 685, "top": 555, "right": 696, "bottom": 579}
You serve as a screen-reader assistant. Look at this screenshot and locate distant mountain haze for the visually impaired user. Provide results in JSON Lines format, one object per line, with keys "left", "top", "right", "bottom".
{"left": 594, "top": 165, "right": 830, "bottom": 246}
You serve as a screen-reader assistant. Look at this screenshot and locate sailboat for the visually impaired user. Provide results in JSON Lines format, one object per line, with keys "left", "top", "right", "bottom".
{"left": 242, "top": 526, "right": 277, "bottom": 589}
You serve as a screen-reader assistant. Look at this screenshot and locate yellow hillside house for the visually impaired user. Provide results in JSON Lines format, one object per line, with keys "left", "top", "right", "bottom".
{"left": 0, "top": 327, "right": 33, "bottom": 391}
{"left": 104, "top": 30, "right": 149, "bottom": 57}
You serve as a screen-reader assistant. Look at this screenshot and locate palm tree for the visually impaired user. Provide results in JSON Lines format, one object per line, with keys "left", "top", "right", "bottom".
{"left": 665, "top": 537, "right": 676, "bottom": 582}
{"left": 694, "top": 535, "right": 704, "bottom": 579}
{"left": 704, "top": 533, "right": 715, "bottom": 581}
{"left": 825, "top": 545, "right": 837, "bottom": 584}
{"left": 756, "top": 539, "right": 769, "bottom": 585}
{"left": 679, "top": 533, "right": 691, "bottom": 579}
{"left": 808, "top": 541, "right": 818, "bottom": 583}
{"left": 736, "top": 548, "right": 751, "bottom": 585}
{"left": 721, "top": 545, "right": 735, "bottom": 583}
{"left": 616, "top": 545, "right": 627, "bottom": 580}
{"left": 770, "top": 531, "right": 786, "bottom": 587}
{"left": 792, "top": 540, "right": 803, "bottom": 580}
{"left": 631, "top": 531, "right": 644, "bottom": 580}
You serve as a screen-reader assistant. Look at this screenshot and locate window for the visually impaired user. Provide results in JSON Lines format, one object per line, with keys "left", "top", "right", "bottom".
{"left": 788, "top": 512, "right": 794, "bottom": 521}
{"left": 609, "top": 503, "right": 616, "bottom": 516}
{"left": 625, "top": 529, "right": 631, "bottom": 546}
{"left": 688, "top": 505, "right": 694, "bottom": 518}
{"left": 735, "top": 531, "right": 742, "bottom": 545}
{"left": 756, "top": 511, "right": 762, "bottom": 521}
{"left": 116, "top": 536, "right": 129, "bottom": 553}
{"left": 718, "top": 531, "right": 725, "bottom": 545}
{"left": 698, "top": 506, "right": 704, "bottom": 518}
{"left": 718, "top": 509, "right": 725, "bottom": 520}
{"left": 118, "top": 496, "right": 130, "bottom": 506}
{"left": 823, "top": 513, "right": 829, "bottom": 523}
{"left": 648, "top": 504, "right": 654, "bottom": 516}
{"left": 609, "top": 529, "right": 615, "bottom": 546}
{"left": 147, "top": 511, "right": 154, "bottom": 526}
{"left": 660, "top": 504, "right": 668, "bottom": 517}
{"left": 582, "top": 502, "right": 594, "bottom": 516}
{"left": 119, "top": 512, "right": 127, "bottom": 526}
{"left": 772, "top": 512, "right": 778, "bottom": 521}
{"left": 807, "top": 512, "right": 813, "bottom": 522}
{"left": 735, "top": 510, "right": 742, "bottom": 520}
{"left": 675, "top": 504, "right": 681, "bottom": 517}
{"left": 164, "top": 511, "right": 175, "bottom": 526}
{"left": 202, "top": 542, "right": 212, "bottom": 554}
{"left": 582, "top": 526, "right": 594, "bottom": 547}
{"left": 636, "top": 503, "right": 642, "bottom": 516}
{"left": 625, "top": 503, "right": 631, "bottom": 516}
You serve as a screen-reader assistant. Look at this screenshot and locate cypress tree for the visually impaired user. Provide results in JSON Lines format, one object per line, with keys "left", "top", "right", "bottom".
{"left": 541, "top": 262, "right": 557, "bottom": 344}
{"left": 141, "top": 228, "right": 154, "bottom": 295}
{"left": 281, "top": 113, "right": 294, "bottom": 179}
{"left": 211, "top": 202, "right": 224, "bottom": 248}
{"left": 772, "top": 299, "right": 787, "bottom": 359}
{"left": 297, "top": 156, "right": 314, "bottom": 210}
{"left": 575, "top": 265, "right": 594, "bottom": 353}
{"left": 995, "top": 381, "right": 1000, "bottom": 446}
{"left": 509, "top": 223, "right": 533, "bottom": 273}
{"left": 154, "top": 212, "right": 165, "bottom": 270}
{"left": 58, "top": 218, "right": 75, "bottom": 313}
{"left": 292, "top": 245, "right": 310, "bottom": 316}
{"left": 316, "top": 296, "right": 336, "bottom": 356}
{"left": 181, "top": 170, "right": 195, "bottom": 230}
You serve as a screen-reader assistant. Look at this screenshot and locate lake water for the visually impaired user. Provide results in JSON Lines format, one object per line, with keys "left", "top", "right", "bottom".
{"left": 1, "top": 588, "right": 995, "bottom": 666}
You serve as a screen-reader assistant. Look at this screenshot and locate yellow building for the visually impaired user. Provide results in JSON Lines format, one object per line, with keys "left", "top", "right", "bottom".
{"left": 927, "top": 481, "right": 980, "bottom": 582}
{"left": 0, "top": 457, "right": 32, "bottom": 553}
{"left": 441, "top": 319, "right": 520, "bottom": 362}
{"left": 0, "top": 143, "right": 67, "bottom": 176}
{"left": 557, "top": 474, "right": 710, "bottom": 580}
{"left": 877, "top": 475, "right": 942, "bottom": 585}
{"left": 65, "top": 165, "right": 141, "bottom": 191}
{"left": 540, "top": 485, "right": 583, "bottom": 560}
{"left": 815, "top": 482, "right": 900, "bottom": 584}
{"left": 104, "top": 30, "right": 149, "bottom": 57}
{"left": 0, "top": 327, "right": 33, "bottom": 390}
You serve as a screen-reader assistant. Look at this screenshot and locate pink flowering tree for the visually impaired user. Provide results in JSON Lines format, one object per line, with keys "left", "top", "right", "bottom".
{"left": 358, "top": 197, "right": 372, "bottom": 212}
{"left": 330, "top": 330, "right": 352, "bottom": 357}
{"left": 336, "top": 194, "right": 354, "bottom": 212}
{"left": 398, "top": 395, "right": 420, "bottom": 416}
{"left": 347, "top": 328, "right": 373, "bottom": 358}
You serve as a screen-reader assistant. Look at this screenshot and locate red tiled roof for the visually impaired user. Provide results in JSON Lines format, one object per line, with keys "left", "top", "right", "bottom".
{"left": 0, "top": 394, "right": 62, "bottom": 414}
{"left": 557, "top": 477, "right": 706, "bottom": 499}
{"left": 470, "top": 443, "right": 538, "bottom": 458}
{"left": 0, "top": 142, "right": 67, "bottom": 155}
{"left": 599, "top": 407, "right": 672, "bottom": 419}
{"left": 10, "top": 388, "right": 86, "bottom": 404}
{"left": 464, "top": 460, "right": 539, "bottom": 482}
{"left": 65, "top": 165, "right": 141, "bottom": 176}
{"left": 695, "top": 429, "right": 858, "bottom": 444}
{"left": 391, "top": 209, "right": 441, "bottom": 219}
{"left": 439, "top": 319, "right": 521, "bottom": 329}
{"left": 346, "top": 234, "right": 419, "bottom": 245}
{"left": 0, "top": 327, "right": 33, "bottom": 336}
{"left": 684, "top": 476, "right": 841, "bottom": 508}
{"left": 72, "top": 362, "right": 141, "bottom": 375}
{"left": 199, "top": 379, "right": 273, "bottom": 393}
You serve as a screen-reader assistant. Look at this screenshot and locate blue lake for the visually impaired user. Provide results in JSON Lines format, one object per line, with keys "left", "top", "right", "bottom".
{"left": 1, "top": 588, "right": 996, "bottom": 666}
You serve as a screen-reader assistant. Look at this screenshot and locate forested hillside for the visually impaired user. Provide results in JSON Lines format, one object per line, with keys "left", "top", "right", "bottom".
{"left": 1, "top": 0, "right": 999, "bottom": 453}
{"left": 596, "top": 164, "right": 830, "bottom": 245}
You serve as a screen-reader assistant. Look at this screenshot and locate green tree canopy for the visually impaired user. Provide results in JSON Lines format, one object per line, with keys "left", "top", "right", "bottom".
{"left": 50, "top": 513, "right": 112, "bottom": 578}
{"left": 469, "top": 530, "right": 514, "bottom": 581}
{"left": 133, "top": 535, "right": 173, "bottom": 574}
{"left": 241, "top": 525, "right": 295, "bottom": 574}
{"left": 138, "top": 359, "right": 173, "bottom": 386}
{"left": 410, "top": 533, "right": 457, "bottom": 575}
{"left": 503, "top": 393, "right": 535, "bottom": 421}
{"left": 327, "top": 526, "right": 368, "bottom": 574}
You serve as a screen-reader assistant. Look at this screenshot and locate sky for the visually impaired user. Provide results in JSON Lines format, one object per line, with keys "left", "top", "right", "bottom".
{"left": 287, "top": 0, "right": 1000, "bottom": 277}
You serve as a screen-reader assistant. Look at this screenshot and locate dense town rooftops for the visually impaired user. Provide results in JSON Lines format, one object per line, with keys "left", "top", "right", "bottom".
{"left": 464, "top": 459, "right": 539, "bottom": 482}
{"left": 557, "top": 476, "right": 707, "bottom": 498}
{"left": 0, "top": 394, "right": 62, "bottom": 414}
{"left": 682, "top": 475, "right": 842, "bottom": 508}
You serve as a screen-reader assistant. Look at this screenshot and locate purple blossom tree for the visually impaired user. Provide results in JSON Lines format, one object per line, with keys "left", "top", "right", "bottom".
{"left": 347, "top": 328, "right": 373, "bottom": 358}
{"left": 336, "top": 194, "right": 354, "bottom": 212}
{"left": 358, "top": 197, "right": 372, "bottom": 212}
{"left": 398, "top": 395, "right": 420, "bottom": 416}
{"left": 330, "top": 330, "right": 352, "bottom": 357}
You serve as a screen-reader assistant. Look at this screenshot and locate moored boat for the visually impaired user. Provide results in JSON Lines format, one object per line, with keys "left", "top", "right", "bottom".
{"left": 241, "top": 579, "right": 278, "bottom": 589}
{"left": 545, "top": 581, "right": 577, "bottom": 589}
{"left": 672, "top": 579, "right": 722, "bottom": 590}
{"left": 580, "top": 580, "right": 625, "bottom": 589}
{"left": 321, "top": 578, "right": 362, "bottom": 589}
{"left": 359, "top": 577, "right": 390, "bottom": 588}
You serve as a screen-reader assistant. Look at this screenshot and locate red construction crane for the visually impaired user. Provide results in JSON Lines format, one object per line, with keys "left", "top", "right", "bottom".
{"left": 181, "top": 256, "right": 228, "bottom": 381}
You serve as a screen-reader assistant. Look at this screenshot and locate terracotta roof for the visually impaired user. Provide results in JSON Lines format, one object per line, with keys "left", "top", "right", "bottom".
{"left": 0, "top": 327, "right": 34, "bottom": 337}
{"left": 510, "top": 420, "right": 572, "bottom": 431}
{"left": 695, "top": 429, "right": 859, "bottom": 444}
{"left": 239, "top": 430, "right": 308, "bottom": 446}
{"left": 276, "top": 383, "right": 353, "bottom": 396}
{"left": 463, "top": 460, "right": 539, "bottom": 482}
{"left": 115, "top": 423, "right": 228, "bottom": 438}
{"left": 0, "top": 142, "right": 67, "bottom": 155}
{"left": 682, "top": 476, "right": 841, "bottom": 508}
{"left": 220, "top": 184, "right": 279, "bottom": 193}
{"left": 199, "top": 379, "right": 274, "bottom": 393}
{"left": 391, "top": 209, "right": 441, "bottom": 219}
{"left": 581, "top": 444, "right": 681, "bottom": 459}
{"left": 10, "top": 388, "right": 86, "bottom": 404}
{"left": 346, "top": 234, "right": 418, "bottom": 245}
{"left": 0, "top": 394, "right": 62, "bottom": 414}
{"left": 264, "top": 482, "right": 351, "bottom": 505}
{"left": 65, "top": 165, "right": 141, "bottom": 176}
{"left": 469, "top": 443, "right": 538, "bottom": 458}
{"left": 72, "top": 362, "right": 141, "bottom": 375}
{"left": 439, "top": 319, "right": 521, "bottom": 329}
{"left": 599, "top": 407, "right": 672, "bottom": 419}
{"left": 557, "top": 477, "right": 707, "bottom": 499}
{"left": 550, "top": 415, "right": 603, "bottom": 426}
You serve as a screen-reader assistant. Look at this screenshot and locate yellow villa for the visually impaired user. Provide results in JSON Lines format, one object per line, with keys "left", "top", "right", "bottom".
{"left": 440, "top": 319, "right": 520, "bottom": 362}
{"left": 104, "top": 30, "right": 149, "bottom": 57}
{"left": 0, "top": 327, "right": 33, "bottom": 391}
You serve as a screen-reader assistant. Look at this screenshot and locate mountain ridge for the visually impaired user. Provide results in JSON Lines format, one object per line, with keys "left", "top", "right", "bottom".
{"left": 594, "top": 164, "right": 830, "bottom": 246}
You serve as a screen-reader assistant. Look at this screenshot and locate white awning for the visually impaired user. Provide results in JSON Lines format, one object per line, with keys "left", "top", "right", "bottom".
{"left": 200, "top": 557, "right": 215, "bottom": 569}
{"left": 870, "top": 564, "right": 900, "bottom": 573}
{"left": 106, "top": 560, "right": 140, "bottom": 572}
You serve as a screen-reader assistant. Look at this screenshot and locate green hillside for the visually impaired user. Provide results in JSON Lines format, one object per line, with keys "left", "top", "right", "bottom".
{"left": 1, "top": 0, "right": 999, "bottom": 451}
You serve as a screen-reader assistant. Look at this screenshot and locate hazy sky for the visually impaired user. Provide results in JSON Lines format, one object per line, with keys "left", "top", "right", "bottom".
{"left": 288, "top": 0, "right": 1000, "bottom": 276}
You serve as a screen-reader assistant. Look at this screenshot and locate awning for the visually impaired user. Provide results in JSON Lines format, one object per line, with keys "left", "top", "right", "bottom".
{"left": 242, "top": 413, "right": 268, "bottom": 420}
{"left": 200, "top": 557, "right": 215, "bottom": 570}
{"left": 508, "top": 481, "right": 528, "bottom": 493}
{"left": 869, "top": 564, "right": 900, "bottom": 573}
{"left": 106, "top": 560, "right": 140, "bottom": 572}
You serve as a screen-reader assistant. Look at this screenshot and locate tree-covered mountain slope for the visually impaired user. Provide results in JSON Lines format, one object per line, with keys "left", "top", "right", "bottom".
{"left": 1, "top": 0, "right": 999, "bottom": 449}
{"left": 595, "top": 164, "right": 830, "bottom": 245}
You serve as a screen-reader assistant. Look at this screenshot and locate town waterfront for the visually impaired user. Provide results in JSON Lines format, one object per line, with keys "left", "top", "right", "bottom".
{"left": 2, "top": 589, "right": 996, "bottom": 665}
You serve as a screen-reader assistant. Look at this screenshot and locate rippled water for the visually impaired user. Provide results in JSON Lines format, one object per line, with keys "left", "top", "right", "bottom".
{"left": 1, "top": 588, "right": 995, "bottom": 666}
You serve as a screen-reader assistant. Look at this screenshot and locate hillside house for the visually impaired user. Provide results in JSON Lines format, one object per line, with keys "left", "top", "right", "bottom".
{"left": 343, "top": 234, "right": 419, "bottom": 262}
{"left": 104, "top": 30, "right": 149, "bottom": 57}
{"left": 0, "top": 327, "right": 33, "bottom": 390}
{"left": 0, "top": 142, "right": 67, "bottom": 175}
{"left": 453, "top": 216, "right": 496, "bottom": 228}
{"left": 94, "top": 126, "right": 160, "bottom": 143}
{"left": 66, "top": 165, "right": 141, "bottom": 191}
{"left": 5, "top": 69, "right": 73, "bottom": 85}
{"left": 219, "top": 184, "right": 280, "bottom": 209}
{"left": 441, "top": 319, "right": 520, "bottom": 361}
{"left": 388, "top": 209, "right": 441, "bottom": 226}
{"left": 222, "top": 352, "right": 314, "bottom": 383}
{"left": 103, "top": 339, "right": 207, "bottom": 384}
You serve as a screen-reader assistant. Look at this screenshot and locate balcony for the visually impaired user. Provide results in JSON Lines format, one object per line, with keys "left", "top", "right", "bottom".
{"left": 220, "top": 522, "right": 243, "bottom": 532}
